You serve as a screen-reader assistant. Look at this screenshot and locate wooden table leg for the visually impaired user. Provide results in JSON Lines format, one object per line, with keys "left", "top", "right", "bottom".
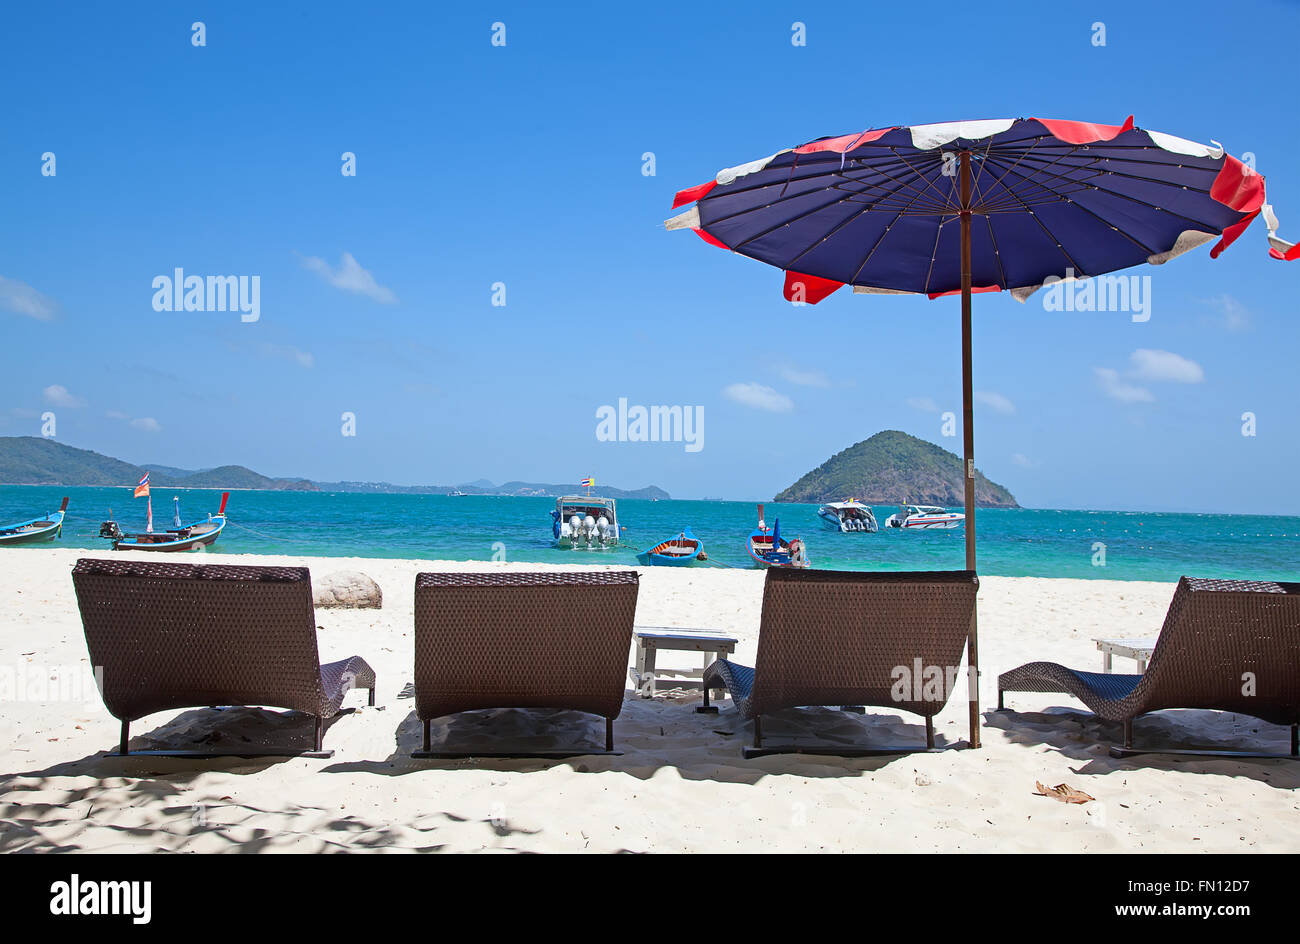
{"left": 643, "top": 646, "right": 657, "bottom": 698}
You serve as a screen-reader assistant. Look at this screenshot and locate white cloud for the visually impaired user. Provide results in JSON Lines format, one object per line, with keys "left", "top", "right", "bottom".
{"left": 0, "top": 276, "right": 57, "bottom": 321}
{"left": 1094, "top": 367, "right": 1155, "bottom": 403}
{"left": 779, "top": 365, "right": 831, "bottom": 388}
{"left": 906, "top": 396, "right": 940, "bottom": 412}
{"left": 106, "top": 409, "right": 162, "bottom": 431}
{"left": 723, "top": 382, "right": 793, "bottom": 413}
{"left": 43, "top": 384, "right": 86, "bottom": 408}
{"left": 300, "top": 252, "right": 397, "bottom": 304}
{"left": 974, "top": 390, "right": 1016, "bottom": 414}
{"left": 1011, "top": 453, "right": 1038, "bottom": 469}
{"left": 1128, "top": 349, "right": 1204, "bottom": 384}
{"left": 1198, "top": 293, "right": 1249, "bottom": 332}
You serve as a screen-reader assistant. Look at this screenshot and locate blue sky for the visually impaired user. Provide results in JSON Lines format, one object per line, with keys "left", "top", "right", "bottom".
{"left": 2, "top": 1, "right": 1297, "bottom": 512}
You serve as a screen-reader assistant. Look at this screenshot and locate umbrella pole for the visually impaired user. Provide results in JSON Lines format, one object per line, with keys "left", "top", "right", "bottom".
{"left": 959, "top": 150, "right": 981, "bottom": 749}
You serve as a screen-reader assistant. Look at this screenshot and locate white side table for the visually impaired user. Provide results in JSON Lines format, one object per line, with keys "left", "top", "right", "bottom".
{"left": 1094, "top": 637, "right": 1157, "bottom": 673}
{"left": 630, "top": 627, "right": 738, "bottom": 698}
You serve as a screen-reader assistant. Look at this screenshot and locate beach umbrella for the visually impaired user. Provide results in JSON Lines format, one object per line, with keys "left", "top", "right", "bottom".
{"left": 666, "top": 116, "right": 1294, "bottom": 747}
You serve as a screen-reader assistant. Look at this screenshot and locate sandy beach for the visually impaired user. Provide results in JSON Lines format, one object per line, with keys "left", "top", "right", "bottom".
{"left": 1, "top": 547, "right": 1297, "bottom": 854}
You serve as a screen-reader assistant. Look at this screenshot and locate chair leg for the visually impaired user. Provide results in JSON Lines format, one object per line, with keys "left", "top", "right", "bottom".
{"left": 119, "top": 720, "right": 129, "bottom": 756}
{"left": 997, "top": 689, "right": 1004, "bottom": 710}
{"left": 605, "top": 717, "right": 614, "bottom": 752}
{"left": 697, "top": 680, "right": 720, "bottom": 713}
{"left": 422, "top": 719, "right": 431, "bottom": 753}
{"left": 1123, "top": 719, "right": 1133, "bottom": 750}
{"left": 753, "top": 716, "right": 762, "bottom": 749}
{"left": 313, "top": 716, "right": 324, "bottom": 752}
{"left": 925, "top": 716, "right": 935, "bottom": 750}
{"left": 368, "top": 687, "right": 376, "bottom": 707}
{"left": 1292, "top": 724, "right": 1298, "bottom": 757}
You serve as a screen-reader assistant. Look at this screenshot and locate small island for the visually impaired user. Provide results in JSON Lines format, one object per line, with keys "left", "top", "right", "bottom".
{"left": 774, "top": 430, "right": 1019, "bottom": 507}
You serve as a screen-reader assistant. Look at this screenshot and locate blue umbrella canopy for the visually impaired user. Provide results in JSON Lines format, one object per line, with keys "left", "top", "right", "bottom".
{"left": 667, "top": 116, "right": 1288, "bottom": 304}
{"left": 668, "top": 116, "right": 1292, "bottom": 749}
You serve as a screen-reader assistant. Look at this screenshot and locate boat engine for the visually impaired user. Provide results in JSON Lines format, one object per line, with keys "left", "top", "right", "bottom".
{"left": 98, "top": 520, "right": 123, "bottom": 541}
{"left": 596, "top": 515, "right": 611, "bottom": 545}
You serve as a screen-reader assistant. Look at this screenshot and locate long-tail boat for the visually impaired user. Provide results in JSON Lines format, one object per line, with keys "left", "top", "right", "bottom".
{"left": 746, "top": 503, "right": 810, "bottom": 569}
{"left": 99, "top": 492, "right": 229, "bottom": 551}
{"left": 0, "top": 497, "right": 68, "bottom": 545}
{"left": 636, "top": 527, "right": 703, "bottom": 566}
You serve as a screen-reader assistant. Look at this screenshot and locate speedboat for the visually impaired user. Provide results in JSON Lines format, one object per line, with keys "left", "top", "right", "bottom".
{"left": 551, "top": 496, "right": 622, "bottom": 549}
{"left": 636, "top": 527, "right": 703, "bottom": 566}
{"left": 0, "top": 497, "right": 68, "bottom": 545}
{"left": 817, "top": 500, "right": 878, "bottom": 533}
{"left": 747, "top": 504, "right": 810, "bottom": 568}
{"left": 99, "top": 493, "right": 229, "bottom": 551}
{"left": 884, "top": 504, "right": 965, "bottom": 530}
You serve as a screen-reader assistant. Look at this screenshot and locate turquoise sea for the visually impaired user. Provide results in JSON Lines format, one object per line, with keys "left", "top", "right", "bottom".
{"left": 3, "top": 486, "right": 1298, "bottom": 583}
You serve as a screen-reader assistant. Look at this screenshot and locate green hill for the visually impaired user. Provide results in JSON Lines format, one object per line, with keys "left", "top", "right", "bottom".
{"left": 0, "top": 437, "right": 316, "bottom": 491}
{"left": 774, "top": 430, "right": 1019, "bottom": 507}
{"left": 0, "top": 437, "right": 145, "bottom": 486}
{"left": 0, "top": 437, "right": 661, "bottom": 497}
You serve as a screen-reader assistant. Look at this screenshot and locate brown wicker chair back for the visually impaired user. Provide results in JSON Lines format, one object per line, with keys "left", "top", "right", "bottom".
{"left": 413, "top": 571, "right": 639, "bottom": 722}
{"left": 72, "top": 558, "right": 330, "bottom": 722}
{"left": 750, "top": 569, "right": 978, "bottom": 718}
{"left": 1133, "top": 577, "right": 1300, "bottom": 726}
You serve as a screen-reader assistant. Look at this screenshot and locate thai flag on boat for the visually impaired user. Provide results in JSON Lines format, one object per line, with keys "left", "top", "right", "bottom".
{"left": 134, "top": 472, "right": 150, "bottom": 498}
{"left": 580, "top": 477, "right": 594, "bottom": 488}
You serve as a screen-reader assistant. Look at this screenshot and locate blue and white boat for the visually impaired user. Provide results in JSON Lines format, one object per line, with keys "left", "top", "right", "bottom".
{"left": 551, "top": 495, "right": 622, "bottom": 550}
{"left": 817, "top": 500, "right": 878, "bottom": 533}
{"left": 746, "top": 504, "right": 810, "bottom": 568}
{"left": 100, "top": 492, "right": 229, "bottom": 551}
{"left": 636, "top": 527, "right": 703, "bottom": 566}
{"left": 0, "top": 497, "right": 68, "bottom": 546}
{"left": 884, "top": 504, "right": 965, "bottom": 530}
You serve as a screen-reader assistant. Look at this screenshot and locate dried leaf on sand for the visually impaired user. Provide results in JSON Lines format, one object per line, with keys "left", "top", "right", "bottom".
{"left": 1034, "top": 781, "right": 1095, "bottom": 804}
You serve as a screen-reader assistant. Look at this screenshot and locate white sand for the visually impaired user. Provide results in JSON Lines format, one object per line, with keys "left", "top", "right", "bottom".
{"left": 1, "top": 548, "right": 1297, "bottom": 853}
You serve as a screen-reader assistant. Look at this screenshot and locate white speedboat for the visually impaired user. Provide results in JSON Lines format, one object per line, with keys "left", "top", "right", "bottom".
{"left": 817, "top": 500, "right": 878, "bottom": 533}
{"left": 551, "top": 496, "right": 622, "bottom": 549}
{"left": 884, "top": 504, "right": 965, "bottom": 530}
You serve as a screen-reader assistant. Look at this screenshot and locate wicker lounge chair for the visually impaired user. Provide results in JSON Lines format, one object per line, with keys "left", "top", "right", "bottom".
{"left": 700, "top": 569, "right": 978, "bottom": 758}
{"left": 998, "top": 577, "right": 1300, "bottom": 758}
{"left": 412, "top": 571, "right": 638, "bottom": 757}
{"left": 72, "top": 558, "right": 376, "bottom": 758}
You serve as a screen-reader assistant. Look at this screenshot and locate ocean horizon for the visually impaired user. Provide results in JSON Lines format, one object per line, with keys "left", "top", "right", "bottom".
{"left": 4, "top": 484, "right": 1297, "bottom": 583}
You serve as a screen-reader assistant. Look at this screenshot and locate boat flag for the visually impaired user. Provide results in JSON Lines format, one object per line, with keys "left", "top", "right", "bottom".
{"left": 145, "top": 495, "right": 153, "bottom": 534}
{"left": 134, "top": 472, "right": 150, "bottom": 498}
{"left": 173, "top": 496, "right": 182, "bottom": 528}
{"left": 580, "top": 477, "right": 594, "bottom": 487}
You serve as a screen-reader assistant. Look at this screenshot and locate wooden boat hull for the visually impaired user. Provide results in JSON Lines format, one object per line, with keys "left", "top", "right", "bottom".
{"left": 636, "top": 528, "right": 702, "bottom": 566}
{"left": 746, "top": 530, "right": 810, "bottom": 569}
{"left": 112, "top": 517, "right": 225, "bottom": 551}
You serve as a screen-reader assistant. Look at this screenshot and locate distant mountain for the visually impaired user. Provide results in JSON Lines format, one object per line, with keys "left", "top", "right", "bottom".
{"left": 317, "top": 479, "right": 670, "bottom": 500}
{"left": 0, "top": 437, "right": 316, "bottom": 491}
{"left": 774, "top": 430, "right": 1019, "bottom": 508}
{"left": 0, "top": 437, "right": 667, "bottom": 498}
